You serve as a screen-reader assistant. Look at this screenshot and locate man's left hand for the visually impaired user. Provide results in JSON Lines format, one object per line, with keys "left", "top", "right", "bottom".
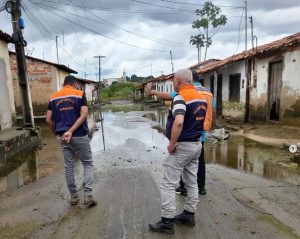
{"left": 63, "top": 131, "right": 72, "bottom": 143}
{"left": 167, "top": 143, "right": 177, "bottom": 153}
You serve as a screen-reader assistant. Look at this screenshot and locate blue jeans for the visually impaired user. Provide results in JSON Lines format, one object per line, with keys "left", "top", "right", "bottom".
{"left": 59, "top": 135, "right": 94, "bottom": 197}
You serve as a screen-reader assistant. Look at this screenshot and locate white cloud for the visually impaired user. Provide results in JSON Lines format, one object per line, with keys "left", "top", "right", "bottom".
{"left": 1, "top": 0, "right": 299, "bottom": 80}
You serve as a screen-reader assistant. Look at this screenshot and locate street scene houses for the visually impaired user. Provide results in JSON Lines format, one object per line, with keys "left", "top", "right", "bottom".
{"left": 9, "top": 52, "right": 77, "bottom": 115}
{"left": 144, "top": 32, "right": 300, "bottom": 126}
{"left": 1, "top": 0, "right": 300, "bottom": 237}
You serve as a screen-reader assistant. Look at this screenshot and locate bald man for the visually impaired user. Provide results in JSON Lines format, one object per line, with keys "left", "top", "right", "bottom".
{"left": 149, "top": 69, "right": 212, "bottom": 234}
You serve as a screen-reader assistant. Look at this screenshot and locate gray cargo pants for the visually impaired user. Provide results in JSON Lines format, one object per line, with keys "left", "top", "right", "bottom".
{"left": 59, "top": 135, "right": 94, "bottom": 197}
{"left": 161, "top": 142, "right": 202, "bottom": 218}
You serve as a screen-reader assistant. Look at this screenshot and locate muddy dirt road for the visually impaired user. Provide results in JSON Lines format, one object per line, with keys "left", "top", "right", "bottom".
{"left": 0, "top": 108, "right": 299, "bottom": 239}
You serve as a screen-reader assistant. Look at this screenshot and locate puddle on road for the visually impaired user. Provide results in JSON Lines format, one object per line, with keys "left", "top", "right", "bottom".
{"left": 143, "top": 111, "right": 300, "bottom": 185}
{"left": 205, "top": 137, "right": 300, "bottom": 185}
{"left": 1, "top": 102, "right": 299, "bottom": 193}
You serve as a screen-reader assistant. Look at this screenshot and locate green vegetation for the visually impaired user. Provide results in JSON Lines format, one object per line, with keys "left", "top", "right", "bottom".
{"left": 101, "top": 82, "right": 136, "bottom": 99}
{"left": 0, "top": 222, "right": 37, "bottom": 239}
{"left": 257, "top": 215, "right": 300, "bottom": 239}
{"left": 190, "top": 1, "right": 227, "bottom": 61}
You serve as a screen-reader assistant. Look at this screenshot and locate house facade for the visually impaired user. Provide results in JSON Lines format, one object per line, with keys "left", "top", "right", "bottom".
{"left": 195, "top": 32, "right": 300, "bottom": 124}
{"left": 0, "top": 30, "right": 15, "bottom": 130}
{"left": 250, "top": 43, "right": 300, "bottom": 124}
{"left": 9, "top": 52, "right": 77, "bottom": 115}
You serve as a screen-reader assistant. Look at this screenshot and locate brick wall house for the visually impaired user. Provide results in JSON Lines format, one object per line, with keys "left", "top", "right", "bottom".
{"left": 10, "top": 52, "right": 77, "bottom": 115}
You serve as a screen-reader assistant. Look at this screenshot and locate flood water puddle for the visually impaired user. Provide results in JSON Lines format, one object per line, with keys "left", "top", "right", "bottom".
{"left": 1, "top": 102, "right": 299, "bottom": 193}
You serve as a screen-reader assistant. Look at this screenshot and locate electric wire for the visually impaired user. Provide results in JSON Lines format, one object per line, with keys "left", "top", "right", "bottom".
{"left": 233, "top": 7, "right": 244, "bottom": 55}
{"left": 30, "top": 1, "right": 170, "bottom": 53}
{"left": 29, "top": 0, "right": 189, "bottom": 47}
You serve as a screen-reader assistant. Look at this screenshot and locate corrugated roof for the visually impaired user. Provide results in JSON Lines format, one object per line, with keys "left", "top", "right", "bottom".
{"left": 0, "top": 30, "right": 13, "bottom": 43}
{"left": 195, "top": 32, "right": 300, "bottom": 74}
{"left": 9, "top": 51, "right": 78, "bottom": 74}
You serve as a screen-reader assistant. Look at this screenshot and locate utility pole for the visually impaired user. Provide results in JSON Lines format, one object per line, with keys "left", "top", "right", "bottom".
{"left": 55, "top": 36, "right": 59, "bottom": 64}
{"left": 94, "top": 55, "right": 105, "bottom": 102}
{"left": 249, "top": 16, "right": 254, "bottom": 50}
{"left": 170, "top": 50, "right": 174, "bottom": 74}
{"left": 245, "top": 1, "right": 248, "bottom": 51}
{"left": 9, "top": 0, "right": 34, "bottom": 127}
{"left": 94, "top": 55, "right": 106, "bottom": 150}
{"left": 84, "top": 58, "right": 87, "bottom": 79}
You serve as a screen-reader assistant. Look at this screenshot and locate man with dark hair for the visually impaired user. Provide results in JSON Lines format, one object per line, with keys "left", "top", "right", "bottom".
{"left": 149, "top": 70, "right": 213, "bottom": 196}
{"left": 46, "top": 75, "right": 97, "bottom": 207}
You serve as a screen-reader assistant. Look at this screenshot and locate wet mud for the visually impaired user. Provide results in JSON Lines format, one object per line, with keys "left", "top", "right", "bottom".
{"left": 0, "top": 102, "right": 299, "bottom": 238}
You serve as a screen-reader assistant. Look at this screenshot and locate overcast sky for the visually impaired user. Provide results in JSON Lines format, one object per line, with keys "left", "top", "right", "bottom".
{"left": 1, "top": 0, "right": 300, "bottom": 80}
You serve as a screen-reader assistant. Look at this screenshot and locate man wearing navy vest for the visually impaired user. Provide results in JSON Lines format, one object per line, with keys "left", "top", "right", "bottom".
{"left": 150, "top": 69, "right": 211, "bottom": 234}
{"left": 46, "top": 75, "right": 97, "bottom": 207}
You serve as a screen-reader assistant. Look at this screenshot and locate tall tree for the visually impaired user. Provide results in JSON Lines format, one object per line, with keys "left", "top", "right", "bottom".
{"left": 190, "top": 1, "right": 227, "bottom": 62}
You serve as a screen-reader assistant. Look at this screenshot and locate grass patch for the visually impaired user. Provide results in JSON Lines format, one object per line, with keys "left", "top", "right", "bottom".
{"left": 0, "top": 222, "right": 37, "bottom": 239}
{"left": 257, "top": 215, "right": 300, "bottom": 239}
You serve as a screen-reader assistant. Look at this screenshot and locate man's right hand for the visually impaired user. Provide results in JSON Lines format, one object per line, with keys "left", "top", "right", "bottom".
{"left": 63, "top": 131, "right": 72, "bottom": 143}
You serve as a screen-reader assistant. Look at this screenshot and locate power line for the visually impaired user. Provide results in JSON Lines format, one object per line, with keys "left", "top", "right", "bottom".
{"left": 79, "top": 9, "right": 189, "bottom": 47}
{"left": 28, "top": 0, "right": 189, "bottom": 47}
{"left": 29, "top": 0, "right": 182, "bottom": 14}
{"left": 22, "top": 2, "right": 87, "bottom": 71}
{"left": 155, "top": 0, "right": 244, "bottom": 9}
{"left": 233, "top": 7, "right": 244, "bottom": 55}
{"left": 132, "top": 0, "right": 243, "bottom": 17}
{"left": 132, "top": 0, "right": 194, "bottom": 12}
{"left": 30, "top": 1, "right": 170, "bottom": 53}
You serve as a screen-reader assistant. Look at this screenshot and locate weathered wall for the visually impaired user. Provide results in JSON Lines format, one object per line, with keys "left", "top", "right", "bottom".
{"left": 85, "top": 83, "right": 95, "bottom": 102}
{"left": 0, "top": 40, "right": 15, "bottom": 129}
{"left": 10, "top": 55, "right": 71, "bottom": 115}
{"left": 57, "top": 69, "right": 70, "bottom": 90}
{"left": 280, "top": 48, "right": 300, "bottom": 125}
{"left": 201, "top": 61, "right": 246, "bottom": 121}
{"left": 250, "top": 47, "right": 300, "bottom": 124}
{"left": 249, "top": 57, "right": 270, "bottom": 121}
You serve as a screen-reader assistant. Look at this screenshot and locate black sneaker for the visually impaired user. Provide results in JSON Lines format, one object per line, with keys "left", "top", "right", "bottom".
{"left": 175, "top": 186, "right": 187, "bottom": 196}
{"left": 149, "top": 217, "right": 175, "bottom": 234}
{"left": 199, "top": 187, "right": 206, "bottom": 195}
{"left": 84, "top": 195, "right": 97, "bottom": 207}
{"left": 174, "top": 210, "right": 195, "bottom": 226}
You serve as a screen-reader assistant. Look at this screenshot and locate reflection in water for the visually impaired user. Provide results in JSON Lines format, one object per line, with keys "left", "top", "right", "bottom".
{"left": 143, "top": 110, "right": 168, "bottom": 134}
{"left": 205, "top": 137, "right": 300, "bottom": 185}
{"left": 143, "top": 111, "right": 300, "bottom": 184}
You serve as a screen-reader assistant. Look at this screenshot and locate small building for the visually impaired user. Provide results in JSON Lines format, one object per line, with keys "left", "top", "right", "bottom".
{"left": 76, "top": 78, "right": 98, "bottom": 103}
{"left": 0, "top": 30, "right": 15, "bottom": 130}
{"left": 9, "top": 52, "right": 77, "bottom": 115}
{"left": 103, "top": 77, "right": 126, "bottom": 87}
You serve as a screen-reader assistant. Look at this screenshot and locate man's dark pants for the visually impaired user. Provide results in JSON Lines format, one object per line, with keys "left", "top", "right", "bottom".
{"left": 180, "top": 142, "right": 205, "bottom": 189}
